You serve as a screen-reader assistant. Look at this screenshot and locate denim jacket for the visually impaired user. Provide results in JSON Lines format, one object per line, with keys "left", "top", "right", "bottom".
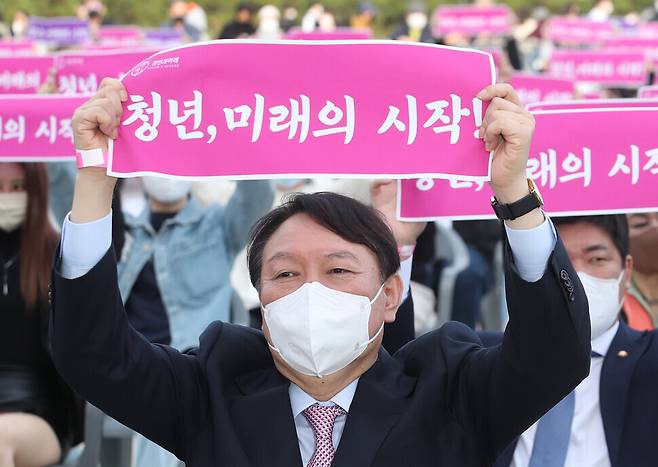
{"left": 117, "top": 180, "right": 273, "bottom": 351}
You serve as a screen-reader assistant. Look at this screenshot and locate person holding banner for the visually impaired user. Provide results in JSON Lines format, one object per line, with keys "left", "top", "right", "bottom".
{"left": 49, "top": 79, "right": 590, "bottom": 466}
{"left": 490, "top": 214, "right": 658, "bottom": 467}
{"left": 0, "top": 163, "right": 83, "bottom": 467}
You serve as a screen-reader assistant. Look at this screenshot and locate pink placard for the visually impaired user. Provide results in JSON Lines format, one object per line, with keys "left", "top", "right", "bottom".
{"left": 398, "top": 107, "right": 658, "bottom": 220}
{"left": 526, "top": 98, "right": 658, "bottom": 111}
{"left": 284, "top": 28, "right": 372, "bottom": 40}
{"left": 54, "top": 48, "right": 162, "bottom": 94}
{"left": 604, "top": 36, "right": 658, "bottom": 66}
{"left": 97, "top": 26, "right": 143, "bottom": 46}
{"left": 433, "top": 5, "right": 511, "bottom": 37}
{"left": 509, "top": 73, "right": 575, "bottom": 106}
{"left": 0, "top": 40, "right": 37, "bottom": 56}
{"left": 0, "top": 56, "right": 53, "bottom": 94}
{"left": 546, "top": 17, "right": 614, "bottom": 44}
{"left": 109, "top": 40, "right": 495, "bottom": 180}
{"left": 0, "top": 95, "right": 88, "bottom": 161}
{"left": 549, "top": 50, "right": 647, "bottom": 86}
{"left": 638, "top": 85, "right": 658, "bottom": 98}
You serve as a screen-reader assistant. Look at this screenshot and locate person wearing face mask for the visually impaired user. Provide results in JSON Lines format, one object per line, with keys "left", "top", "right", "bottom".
{"left": 624, "top": 212, "right": 658, "bottom": 329}
{"left": 390, "top": 2, "right": 434, "bottom": 43}
{"left": 48, "top": 79, "right": 591, "bottom": 466}
{"left": 0, "top": 163, "right": 83, "bottom": 467}
{"left": 9, "top": 9, "right": 29, "bottom": 40}
{"left": 491, "top": 214, "right": 658, "bottom": 467}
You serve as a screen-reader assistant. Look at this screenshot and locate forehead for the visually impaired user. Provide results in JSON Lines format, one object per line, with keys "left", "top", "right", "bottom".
{"left": 0, "top": 163, "right": 25, "bottom": 179}
{"left": 557, "top": 222, "right": 620, "bottom": 257}
{"left": 261, "top": 213, "right": 377, "bottom": 264}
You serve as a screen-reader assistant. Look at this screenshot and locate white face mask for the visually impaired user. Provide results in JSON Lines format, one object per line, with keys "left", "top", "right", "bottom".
{"left": 262, "top": 282, "right": 385, "bottom": 378}
{"left": 0, "top": 192, "right": 28, "bottom": 233}
{"left": 578, "top": 271, "right": 624, "bottom": 340}
{"left": 142, "top": 177, "right": 192, "bottom": 204}
{"left": 406, "top": 13, "right": 428, "bottom": 30}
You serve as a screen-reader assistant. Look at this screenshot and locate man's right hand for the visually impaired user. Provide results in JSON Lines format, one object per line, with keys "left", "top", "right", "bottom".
{"left": 70, "top": 78, "right": 127, "bottom": 223}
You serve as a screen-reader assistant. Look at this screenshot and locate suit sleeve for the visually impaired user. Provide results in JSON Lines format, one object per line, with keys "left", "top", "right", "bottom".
{"left": 445, "top": 230, "right": 591, "bottom": 462}
{"left": 49, "top": 245, "right": 210, "bottom": 460}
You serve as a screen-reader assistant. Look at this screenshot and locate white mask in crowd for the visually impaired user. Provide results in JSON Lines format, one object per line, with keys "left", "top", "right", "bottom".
{"left": 578, "top": 271, "right": 625, "bottom": 340}
{"left": 0, "top": 192, "right": 28, "bottom": 233}
{"left": 11, "top": 21, "right": 27, "bottom": 36}
{"left": 406, "top": 12, "right": 428, "bottom": 30}
{"left": 262, "top": 281, "right": 385, "bottom": 377}
{"left": 142, "top": 177, "right": 192, "bottom": 204}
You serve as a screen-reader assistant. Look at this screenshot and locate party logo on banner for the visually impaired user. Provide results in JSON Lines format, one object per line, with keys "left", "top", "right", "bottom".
{"left": 109, "top": 40, "right": 496, "bottom": 181}
{"left": 398, "top": 107, "right": 658, "bottom": 220}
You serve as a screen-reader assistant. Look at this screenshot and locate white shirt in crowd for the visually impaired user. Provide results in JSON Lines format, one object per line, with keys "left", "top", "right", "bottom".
{"left": 60, "top": 212, "right": 556, "bottom": 466}
{"left": 511, "top": 321, "right": 619, "bottom": 467}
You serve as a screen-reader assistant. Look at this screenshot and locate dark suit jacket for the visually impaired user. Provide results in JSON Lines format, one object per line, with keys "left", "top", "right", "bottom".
{"left": 49, "top": 233, "right": 590, "bottom": 467}
{"left": 489, "top": 321, "right": 658, "bottom": 467}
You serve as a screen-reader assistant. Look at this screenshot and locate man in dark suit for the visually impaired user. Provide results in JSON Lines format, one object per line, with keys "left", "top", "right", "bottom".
{"left": 49, "top": 79, "right": 590, "bottom": 467}
{"left": 491, "top": 214, "right": 658, "bottom": 467}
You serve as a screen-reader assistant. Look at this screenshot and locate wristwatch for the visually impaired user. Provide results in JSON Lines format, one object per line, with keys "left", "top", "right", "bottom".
{"left": 491, "top": 178, "right": 544, "bottom": 220}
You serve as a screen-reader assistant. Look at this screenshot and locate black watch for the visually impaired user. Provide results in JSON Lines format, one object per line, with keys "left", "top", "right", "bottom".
{"left": 491, "top": 179, "right": 544, "bottom": 221}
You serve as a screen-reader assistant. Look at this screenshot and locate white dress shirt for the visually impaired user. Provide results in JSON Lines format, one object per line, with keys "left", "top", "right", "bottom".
{"left": 511, "top": 321, "right": 619, "bottom": 467}
{"left": 59, "top": 211, "right": 557, "bottom": 462}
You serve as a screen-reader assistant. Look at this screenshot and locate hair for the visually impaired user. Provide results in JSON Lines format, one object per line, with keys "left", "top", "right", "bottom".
{"left": 554, "top": 214, "right": 629, "bottom": 265}
{"left": 19, "top": 163, "right": 59, "bottom": 310}
{"left": 247, "top": 192, "right": 400, "bottom": 290}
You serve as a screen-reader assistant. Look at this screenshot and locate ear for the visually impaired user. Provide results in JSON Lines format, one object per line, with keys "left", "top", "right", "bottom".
{"left": 382, "top": 273, "right": 404, "bottom": 323}
{"left": 622, "top": 254, "right": 633, "bottom": 290}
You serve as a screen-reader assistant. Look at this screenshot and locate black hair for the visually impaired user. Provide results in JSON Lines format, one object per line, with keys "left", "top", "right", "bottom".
{"left": 247, "top": 192, "right": 400, "bottom": 290}
{"left": 554, "top": 214, "right": 629, "bottom": 265}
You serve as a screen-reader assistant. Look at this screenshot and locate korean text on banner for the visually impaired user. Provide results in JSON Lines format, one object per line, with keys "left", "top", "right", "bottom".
{"left": 549, "top": 50, "right": 647, "bottom": 86}
{"left": 509, "top": 73, "right": 574, "bottom": 106}
{"left": 526, "top": 98, "right": 658, "bottom": 112}
{"left": 109, "top": 40, "right": 495, "bottom": 180}
{"left": 433, "top": 5, "right": 511, "bottom": 37}
{"left": 0, "top": 56, "right": 53, "bottom": 94}
{"left": 638, "top": 85, "right": 658, "bottom": 99}
{"left": 398, "top": 107, "right": 658, "bottom": 220}
{"left": 0, "top": 95, "right": 88, "bottom": 161}
{"left": 27, "top": 17, "right": 89, "bottom": 46}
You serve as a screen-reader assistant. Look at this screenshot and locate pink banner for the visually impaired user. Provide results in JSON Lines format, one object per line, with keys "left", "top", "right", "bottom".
{"left": 97, "top": 26, "right": 143, "bottom": 46}
{"left": 526, "top": 98, "right": 658, "bottom": 111}
{"left": 54, "top": 48, "right": 161, "bottom": 94}
{"left": 0, "top": 95, "right": 88, "bottom": 161}
{"left": 549, "top": 50, "right": 647, "bottom": 86}
{"left": 284, "top": 28, "right": 372, "bottom": 40}
{"left": 398, "top": 107, "right": 658, "bottom": 220}
{"left": 546, "top": 17, "right": 614, "bottom": 44}
{"left": 432, "top": 5, "right": 511, "bottom": 37}
{"left": 638, "top": 85, "right": 658, "bottom": 98}
{"left": 604, "top": 36, "right": 658, "bottom": 66}
{"left": 0, "top": 40, "right": 37, "bottom": 56}
{"left": 0, "top": 56, "right": 53, "bottom": 94}
{"left": 509, "top": 73, "right": 574, "bottom": 106}
{"left": 109, "top": 41, "right": 495, "bottom": 180}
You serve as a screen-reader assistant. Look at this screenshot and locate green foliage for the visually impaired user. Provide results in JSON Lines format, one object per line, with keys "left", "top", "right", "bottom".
{"left": 2, "top": 0, "right": 656, "bottom": 36}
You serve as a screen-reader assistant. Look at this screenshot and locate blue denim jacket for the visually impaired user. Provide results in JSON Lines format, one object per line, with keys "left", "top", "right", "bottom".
{"left": 117, "top": 180, "right": 273, "bottom": 351}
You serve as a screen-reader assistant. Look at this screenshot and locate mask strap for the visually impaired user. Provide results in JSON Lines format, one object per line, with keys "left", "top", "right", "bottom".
{"left": 369, "top": 283, "right": 386, "bottom": 305}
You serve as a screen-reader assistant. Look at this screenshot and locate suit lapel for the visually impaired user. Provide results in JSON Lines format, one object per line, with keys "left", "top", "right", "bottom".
{"left": 230, "top": 368, "right": 303, "bottom": 467}
{"left": 332, "top": 350, "right": 416, "bottom": 467}
{"left": 600, "top": 322, "right": 648, "bottom": 466}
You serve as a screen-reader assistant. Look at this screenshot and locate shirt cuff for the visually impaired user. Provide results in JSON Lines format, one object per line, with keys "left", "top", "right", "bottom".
{"left": 504, "top": 216, "right": 557, "bottom": 283}
{"left": 399, "top": 256, "right": 413, "bottom": 303}
{"left": 60, "top": 211, "right": 113, "bottom": 280}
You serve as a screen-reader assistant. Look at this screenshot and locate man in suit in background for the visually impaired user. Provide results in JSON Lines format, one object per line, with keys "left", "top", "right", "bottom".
{"left": 492, "top": 214, "right": 658, "bottom": 467}
{"left": 49, "top": 79, "right": 590, "bottom": 466}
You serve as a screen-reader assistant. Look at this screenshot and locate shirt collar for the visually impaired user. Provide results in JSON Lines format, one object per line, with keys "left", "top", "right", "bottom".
{"left": 289, "top": 378, "right": 359, "bottom": 418}
{"left": 592, "top": 320, "right": 620, "bottom": 357}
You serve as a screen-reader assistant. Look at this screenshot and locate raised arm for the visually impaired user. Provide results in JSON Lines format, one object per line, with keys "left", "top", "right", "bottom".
{"left": 446, "top": 84, "right": 591, "bottom": 461}
{"left": 50, "top": 79, "right": 208, "bottom": 459}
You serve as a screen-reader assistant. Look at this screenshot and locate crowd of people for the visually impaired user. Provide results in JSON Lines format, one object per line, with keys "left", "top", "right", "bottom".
{"left": 0, "top": 1, "right": 657, "bottom": 467}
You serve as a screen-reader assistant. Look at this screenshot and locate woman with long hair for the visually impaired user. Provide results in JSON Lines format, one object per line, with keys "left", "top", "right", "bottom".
{"left": 0, "top": 162, "right": 82, "bottom": 467}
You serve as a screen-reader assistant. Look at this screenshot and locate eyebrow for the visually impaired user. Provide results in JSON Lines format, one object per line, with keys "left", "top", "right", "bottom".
{"left": 265, "top": 250, "right": 361, "bottom": 264}
{"left": 266, "top": 252, "right": 294, "bottom": 264}
{"left": 584, "top": 244, "right": 610, "bottom": 254}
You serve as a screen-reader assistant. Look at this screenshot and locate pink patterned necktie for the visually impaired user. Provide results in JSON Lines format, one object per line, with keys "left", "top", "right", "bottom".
{"left": 303, "top": 403, "right": 346, "bottom": 467}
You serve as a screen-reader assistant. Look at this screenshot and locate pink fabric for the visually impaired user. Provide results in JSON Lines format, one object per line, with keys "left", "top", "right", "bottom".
{"left": 303, "top": 404, "right": 346, "bottom": 467}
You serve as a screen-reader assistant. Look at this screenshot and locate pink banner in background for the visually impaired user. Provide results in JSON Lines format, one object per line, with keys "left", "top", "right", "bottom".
{"left": 509, "top": 73, "right": 574, "bottom": 106}
{"left": 432, "top": 5, "right": 511, "bottom": 37}
{"left": 549, "top": 50, "right": 647, "bottom": 86}
{"left": 0, "top": 40, "right": 36, "bottom": 56}
{"left": 546, "top": 17, "right": 614, "bottom": 44}
{"left": 285, "top": 28, "right": 372, "bottom": 40}
{"left": 97, "top": 26, "right": 143, "bottom": 46}
{"left": 398, "top": 107, "right": 658, "bottom": 220}
{"left": 54, "top": 48, "right": 162, "bottom": 94}
{"left": 0, "top": 95, "right": 87, "bottom": 161}
{"left": 604, "top": 36, "right": 658, "bottom": 66}
{"left": 526, "top": 98, "right": 658, "bottom": 111}
{"left": 638, "top": 85, "right": 658, "bottom": 98}
{"left": 0, "top": 56, "right": 53, "bottom": 94}
{"left": 110, "top": 41, "right": 495, "bottom": 180}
